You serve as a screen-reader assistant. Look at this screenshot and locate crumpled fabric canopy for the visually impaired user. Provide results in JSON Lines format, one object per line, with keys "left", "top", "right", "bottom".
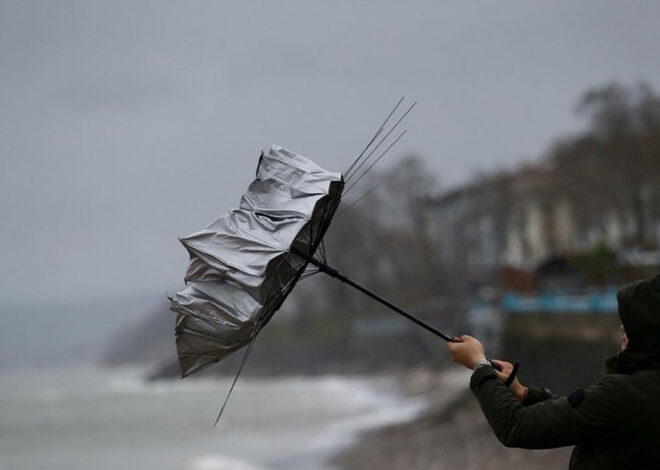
{"left": 170, "top": 145, "right": 343, "bottom": 377}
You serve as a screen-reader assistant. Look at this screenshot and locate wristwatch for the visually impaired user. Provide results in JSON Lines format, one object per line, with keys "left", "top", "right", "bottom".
{"left": 472, "top": 357, "right": 491, "bottom": 371}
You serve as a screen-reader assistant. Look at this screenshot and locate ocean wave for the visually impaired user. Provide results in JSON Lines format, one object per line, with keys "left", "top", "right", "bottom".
{"left": 107, "top": 370, "right": 398, "bottom": 402}
{"left": 2, "top": 366, "right": 434, "bottom": 470}
{"left": 181, "top": 454, "right": 268, "bottom": 470}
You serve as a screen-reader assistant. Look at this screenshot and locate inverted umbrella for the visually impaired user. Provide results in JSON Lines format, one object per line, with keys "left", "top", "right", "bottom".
{"left": 170, "top": 145, "right": 346, "bottom": 377}
{"left": 170, "top": 101, "right": 503, "bottom": 423}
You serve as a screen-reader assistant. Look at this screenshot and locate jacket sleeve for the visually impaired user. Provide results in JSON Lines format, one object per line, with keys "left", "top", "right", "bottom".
{"left": 523, "top": 385, "right": 556, "bottom": 406}
{"left": 470, "top": 366, "right": 625, "bottom": 449}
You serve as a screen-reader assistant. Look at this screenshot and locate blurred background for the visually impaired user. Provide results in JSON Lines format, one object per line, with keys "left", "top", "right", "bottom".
{"left": 2, "top": 2, "right": 660, "bottom": 469}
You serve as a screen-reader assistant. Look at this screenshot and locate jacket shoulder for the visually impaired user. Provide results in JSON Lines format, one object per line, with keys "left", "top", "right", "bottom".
{"left": 595, "top": 373, "right": 629, "bottom": 388}
{"left": 572, "top": 374, "right": 627, "bottom": 422}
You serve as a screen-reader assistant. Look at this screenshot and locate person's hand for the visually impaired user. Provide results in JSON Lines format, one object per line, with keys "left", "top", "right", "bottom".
{"left": 491, "top": 359, "right": 528, "bottom": 403}
{"left": 446, "top": 335, "right": 486, "bottom": 369}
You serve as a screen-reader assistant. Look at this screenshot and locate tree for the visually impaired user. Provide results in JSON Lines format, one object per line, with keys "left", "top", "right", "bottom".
{"left": 551, "top": 82, "right": 660, "bottom": 247}
{"left": 576, "top": 82, "right": 660, "bottom": 245}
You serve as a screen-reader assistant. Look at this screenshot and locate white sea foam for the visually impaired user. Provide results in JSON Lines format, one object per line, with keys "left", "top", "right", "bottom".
{"left": 181, "top": 454, "right": 267, "bottom": 470}
{"left": 290, "top": 384, "right": 426, "bottom": 464}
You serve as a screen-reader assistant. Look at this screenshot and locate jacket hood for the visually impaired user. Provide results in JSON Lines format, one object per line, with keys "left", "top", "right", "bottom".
{"left": 607, "top": 272, "right": 660, "bottom": 374}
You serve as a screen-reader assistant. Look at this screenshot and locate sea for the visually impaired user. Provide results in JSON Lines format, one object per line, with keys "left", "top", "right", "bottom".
{"left": 0, "top": 366, "right": 426, "bottom": 470}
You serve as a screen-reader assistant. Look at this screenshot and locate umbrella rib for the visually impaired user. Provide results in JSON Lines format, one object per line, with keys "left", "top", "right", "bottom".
{"left": 300, "top": 269, "right": 320, "bottom": 280}
{"left": 344, "top": 96, "right": 404, "bottom": 177}
{"left": 316, "top": 195, "right": 335, "bottom": 263}
{"left": 336, "top": 182, "right": 381, "bottom": 219}
{"left": 309, "top": 182, "right": 343, "bottom": 264}
{"left": 320, "top": 192, "right": 343, "bottom": 262}
{"left": 308, "top": 218, "right": 315, "bottom": 258}
{"left": 344, "top": 129, "right": 407, "bottom": 198}
{"left": 213, "top": 333, "right": 259, "bottom": 427}
{"left": 345, "top": 100, "right": 416, "bottom": 183}
{"left": 319, "top": 240, "right": 327, "bottom": 263}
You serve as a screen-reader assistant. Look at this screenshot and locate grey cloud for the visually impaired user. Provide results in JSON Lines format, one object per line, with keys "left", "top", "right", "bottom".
{"left": 49, "top": 71, "right": 179, "bottom": 112}
{"left": 2, "top": 0, "right": 660, "bottom": 306}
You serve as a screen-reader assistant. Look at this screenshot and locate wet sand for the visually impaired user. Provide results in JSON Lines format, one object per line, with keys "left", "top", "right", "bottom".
{"left": 333, "top": 367, "right": 572, "bottom": 470}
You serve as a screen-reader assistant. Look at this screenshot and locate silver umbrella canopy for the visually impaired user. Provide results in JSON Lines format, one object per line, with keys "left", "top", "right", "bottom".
{"left": 170, "top": 145, "right": 343, "bottom": 377}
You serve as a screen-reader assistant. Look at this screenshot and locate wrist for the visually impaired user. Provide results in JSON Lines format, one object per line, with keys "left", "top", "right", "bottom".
{"left": 471, "top": 356, "right": 490, "bottom": 371}
{"left": 513, "top": 385, "right": 528, "bottom": 403}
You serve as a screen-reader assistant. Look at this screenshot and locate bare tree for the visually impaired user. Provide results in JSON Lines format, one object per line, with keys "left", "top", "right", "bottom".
{"left": 573, "top": 82, "right": 660, "bottom": 245}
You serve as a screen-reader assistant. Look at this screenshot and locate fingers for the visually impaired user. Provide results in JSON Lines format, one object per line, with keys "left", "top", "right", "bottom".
{"left": 491, "top": 359, "right": 511, "bottom": 369}
{"left": 491, "top": 359, "right": 512, "bottom": 381}
{"left": 446, "top": 335, "right": 465, "bottom": 349}
{"left": 446, "top": 340, "right": 463, "bottom": 363}
{"left": 493, "top": 363, "right": 512, "bottom": 382}
{"left": 491, "top": 359, "right": 514, "bottom": 373}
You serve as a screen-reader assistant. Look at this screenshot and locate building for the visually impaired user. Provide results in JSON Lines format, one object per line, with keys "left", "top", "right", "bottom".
{"left": 422, "top": 159, "right": 660, "bottom": 288}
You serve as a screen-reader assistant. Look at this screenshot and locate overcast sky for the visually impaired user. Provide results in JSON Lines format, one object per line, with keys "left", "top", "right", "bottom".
{"left": 2, "top": 1, "right": 660, "bottom": 304}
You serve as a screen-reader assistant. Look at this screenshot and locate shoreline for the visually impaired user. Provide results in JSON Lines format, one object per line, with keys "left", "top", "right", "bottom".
{"left": 1, "top": 365, "right": 430, "bottom": 470}
{"left": 331, "top": 367, "right": 573, "bottom": 470}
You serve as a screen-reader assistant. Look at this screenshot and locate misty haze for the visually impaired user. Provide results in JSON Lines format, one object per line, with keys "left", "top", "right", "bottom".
{"left": 2, "top": 2, "right": 660, "bottom": 470}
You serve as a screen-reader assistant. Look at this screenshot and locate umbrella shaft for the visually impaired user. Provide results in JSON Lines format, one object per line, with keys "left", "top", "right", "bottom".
{"left": 300, "top": 253, "right": 455, "bottom": 342}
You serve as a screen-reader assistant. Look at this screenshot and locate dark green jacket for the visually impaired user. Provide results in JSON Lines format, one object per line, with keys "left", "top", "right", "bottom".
{"left": 471, "top": 273, "right": 660, "bottom": 469}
